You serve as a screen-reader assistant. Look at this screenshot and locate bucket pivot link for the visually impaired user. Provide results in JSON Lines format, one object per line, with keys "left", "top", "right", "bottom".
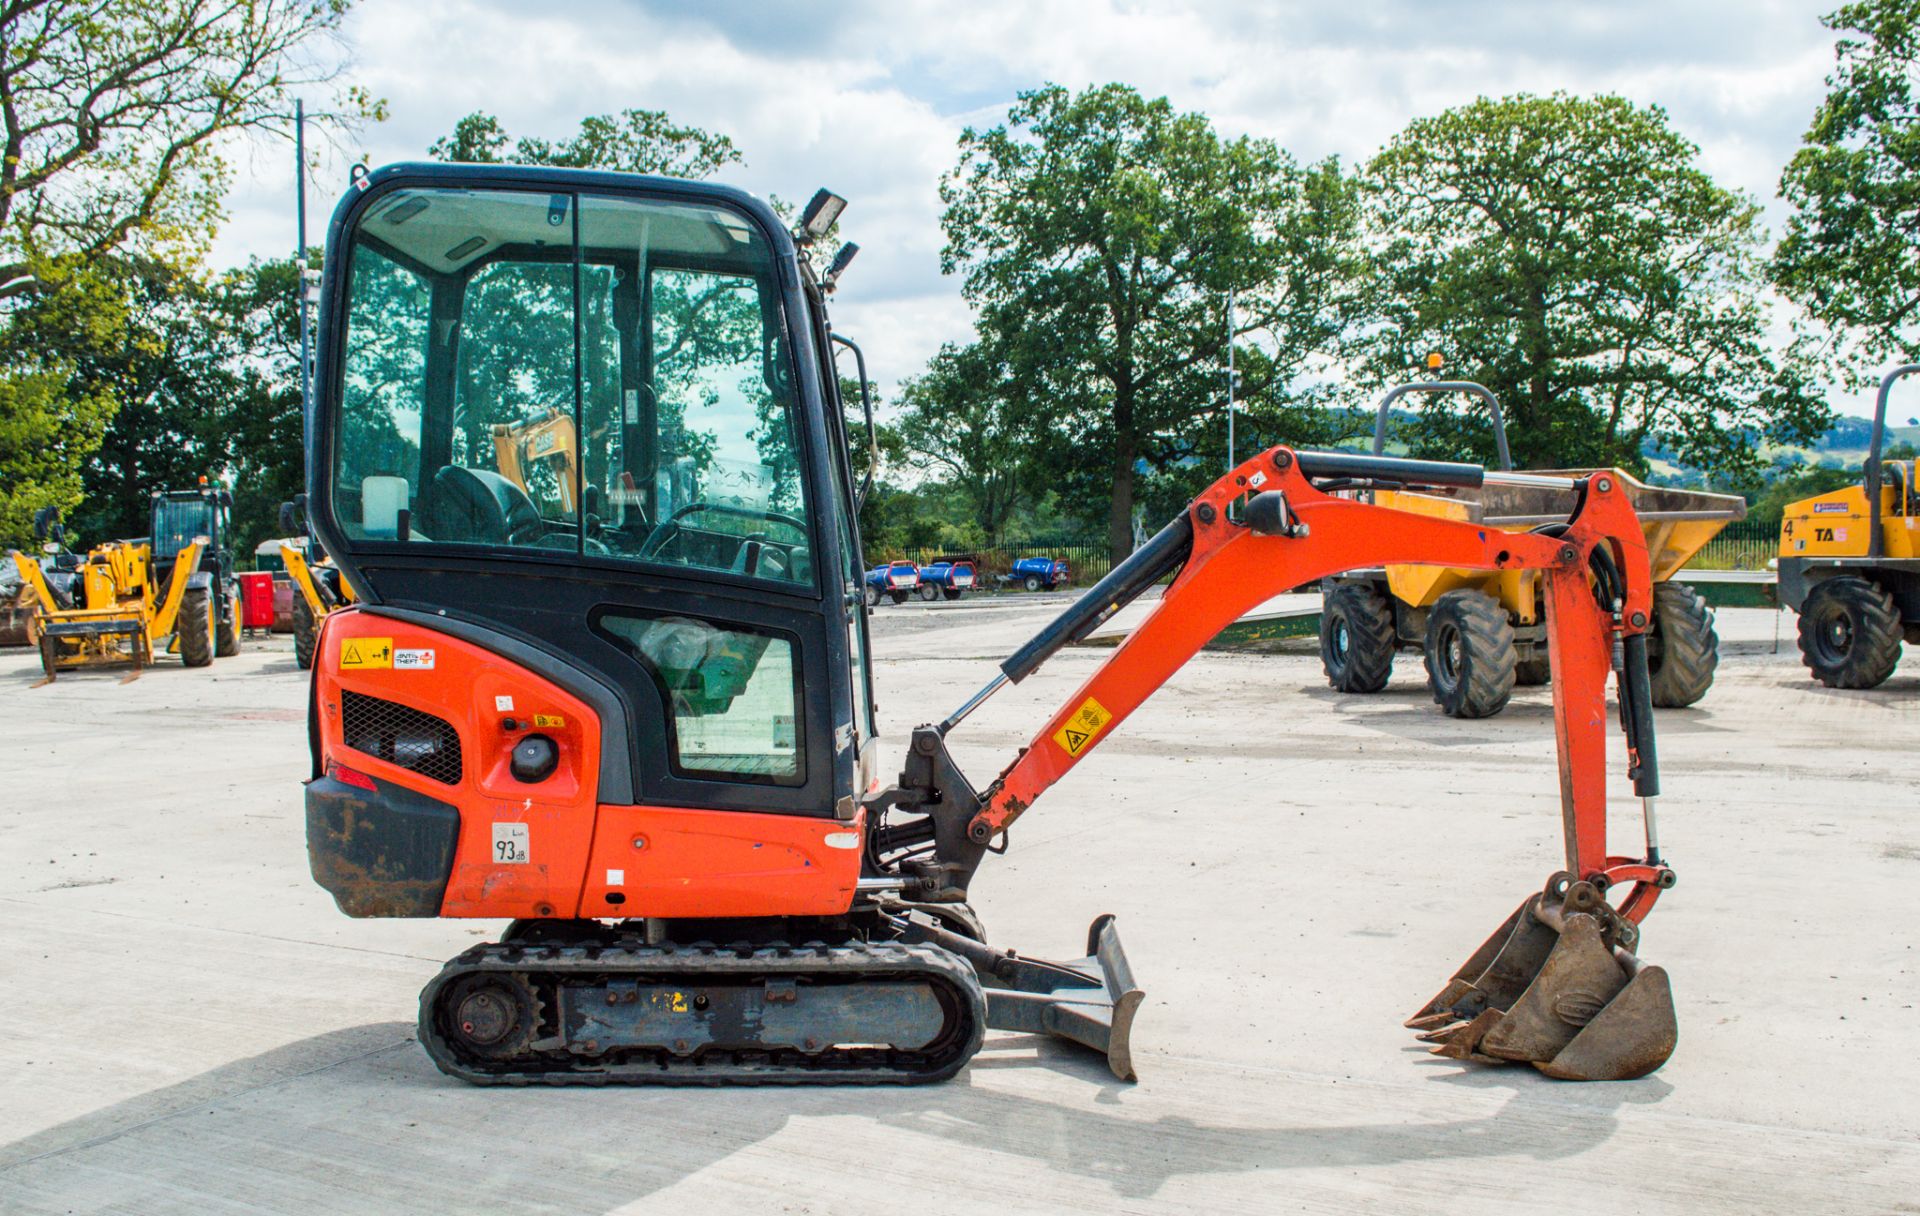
{"left": 1408, "top": 873, "right": 1677, "bottom": 1081}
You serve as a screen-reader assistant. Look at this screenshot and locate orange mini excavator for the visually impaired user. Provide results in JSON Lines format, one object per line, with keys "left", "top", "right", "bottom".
{"left": 303, "top": 163, "right": 1679, "bottom": 1085}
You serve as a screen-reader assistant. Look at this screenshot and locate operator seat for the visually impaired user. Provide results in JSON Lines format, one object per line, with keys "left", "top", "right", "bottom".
{"left": 428, "top": 466, "right": 544, "bottom": 546}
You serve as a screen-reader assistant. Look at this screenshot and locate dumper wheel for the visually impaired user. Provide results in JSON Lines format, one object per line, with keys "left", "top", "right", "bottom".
{"left": 1514, "top": 651, "right": 1552, "bottom": 686}
{"left": 1319, "top": 582, "right": 1395, "bottom": 693}
{"left": 1423, "top": 589, "right": 1516, "bottom": 718}
{"left": 1646, "top": 581, "right": 1717, "bottom": 707}
{"left": 1797, "top": 576, "right": 1902, "bottom": 689}
{"left": 291, "top": 596, "right": 317, "bottom": 670}
{"left": 917, "top": 583, "right": 941, "bottom": 602}
{"left": 215, "top": 592, "right": 241, "bottom": 658}
{"left": 178, "top": 589, "right": 215, "bottom": 668}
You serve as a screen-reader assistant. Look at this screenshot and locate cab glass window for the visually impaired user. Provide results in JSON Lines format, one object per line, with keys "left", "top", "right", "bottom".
{"left": 329, "top": 185, "right": 813, "bottom": 586}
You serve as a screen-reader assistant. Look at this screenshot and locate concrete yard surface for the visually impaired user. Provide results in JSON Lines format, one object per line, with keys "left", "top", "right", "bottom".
{"left": 2, "top": 602, "right": 1916, "bottom": 1213}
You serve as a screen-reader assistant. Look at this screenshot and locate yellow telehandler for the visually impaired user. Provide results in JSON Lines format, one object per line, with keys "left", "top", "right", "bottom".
{"left": 278, "top": 498, "right": 354, "bottom": 670}
{"left": 1777, "top": 362, "right": 1920, "bottom": 688}
{"left": 10, "top": 508, "right": 216, "bottom": 680}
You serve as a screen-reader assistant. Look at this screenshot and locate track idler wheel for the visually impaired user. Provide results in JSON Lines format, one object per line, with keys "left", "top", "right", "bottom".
{"left": 1407, "top": 875, "right": 1676, "bottom": 1081}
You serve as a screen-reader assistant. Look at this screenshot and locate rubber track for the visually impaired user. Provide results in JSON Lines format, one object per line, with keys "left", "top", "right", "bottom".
{"left": 1647, "top": 582, "right": 1717, "bottom": 707}
{"left": 418, "top": 938, "right": 986, "bottom": 1086}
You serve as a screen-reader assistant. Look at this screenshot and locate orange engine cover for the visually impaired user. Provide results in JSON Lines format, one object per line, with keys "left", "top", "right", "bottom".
{"left": 311, "top": 608, "right": 862, "bottom": 920}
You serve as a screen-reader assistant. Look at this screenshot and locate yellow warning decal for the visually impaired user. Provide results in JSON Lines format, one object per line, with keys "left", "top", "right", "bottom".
{"left": 533, "top": 713, "right": 565, "bottom": 728}
{"left": 1053, "top": 696, "right": 1113, "bottom": 757}
{"left": 339, "top": 637, "right": 393, "bottom": 669}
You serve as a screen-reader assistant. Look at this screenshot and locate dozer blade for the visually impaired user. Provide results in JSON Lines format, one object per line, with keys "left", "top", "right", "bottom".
{"left": 904, "top": 913, "right": 1144, "bottom": 1082}
{"left": 1410, "top": 880, "right": 1676, "bottom": 1081}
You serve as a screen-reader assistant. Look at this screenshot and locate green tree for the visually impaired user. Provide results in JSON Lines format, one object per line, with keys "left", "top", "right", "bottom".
{"left": 21, "top": 256, "right": 305, "bottom": 553}
{"left": 0, "top": 0, "right": 375, "bottom": 300}
{"left": 1776, "top": 0, "right": 1920, "bottom": 372}
{"left": 1363, "top": 92, "right": 1825, "bottom": 477}
{"left": 892, "top": 342, "right": 1035, "bottom": 543}
{"left": 429, "top": 110, "right": 742, "bottom": 178}
{"left": 941, "top": 83, "right": 1363, "bottom": 561}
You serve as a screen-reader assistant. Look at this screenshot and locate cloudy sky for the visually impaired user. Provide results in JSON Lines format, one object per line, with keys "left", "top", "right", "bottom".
{"left": 214, "top": 0, "right": 1865, "bottom": 410}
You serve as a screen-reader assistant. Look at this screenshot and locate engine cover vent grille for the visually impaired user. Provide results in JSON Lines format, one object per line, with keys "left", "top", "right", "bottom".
{"left": 341, "top": 690, "right": 463, "bottom": 785}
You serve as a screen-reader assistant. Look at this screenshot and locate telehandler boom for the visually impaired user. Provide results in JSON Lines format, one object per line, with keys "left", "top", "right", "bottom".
{"left": 301, "top": 163, "right": 1680, "bottom": 1086}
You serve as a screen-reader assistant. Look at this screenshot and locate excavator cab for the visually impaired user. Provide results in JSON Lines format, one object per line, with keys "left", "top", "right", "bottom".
{"left": 306, "top": 163, "right": 1681, "bottom": 1087}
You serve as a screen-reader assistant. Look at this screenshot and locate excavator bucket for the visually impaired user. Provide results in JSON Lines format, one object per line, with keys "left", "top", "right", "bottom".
{"left": 1408, "top": 878, "right": 1676, "bottom": 1081}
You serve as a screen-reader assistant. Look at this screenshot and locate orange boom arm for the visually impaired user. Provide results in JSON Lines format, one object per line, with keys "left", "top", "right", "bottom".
{"left": 955, "top": 446, "right": 1669, "bottom": 924}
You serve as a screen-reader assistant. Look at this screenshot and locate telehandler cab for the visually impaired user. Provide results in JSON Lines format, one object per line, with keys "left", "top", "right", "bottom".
{"left": 302, "top": 163, "right": 1680, "bottom": 1086}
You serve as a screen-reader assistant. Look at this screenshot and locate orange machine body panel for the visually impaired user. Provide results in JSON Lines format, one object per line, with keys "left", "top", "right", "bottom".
{"left": 313, "top": 608, "right": 862, "bottom": 920}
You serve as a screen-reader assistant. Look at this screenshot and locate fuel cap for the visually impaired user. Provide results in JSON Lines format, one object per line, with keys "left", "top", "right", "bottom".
{"left": 510, "top": 733, "right": 558, "bottom": 783}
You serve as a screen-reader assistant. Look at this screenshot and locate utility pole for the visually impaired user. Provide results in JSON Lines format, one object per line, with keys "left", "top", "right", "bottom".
{"left": 296, "top": 99, "right": 315, "bottom": 431}
{"left": 1225, "top": 289, "right": 1236, "bottom": 472}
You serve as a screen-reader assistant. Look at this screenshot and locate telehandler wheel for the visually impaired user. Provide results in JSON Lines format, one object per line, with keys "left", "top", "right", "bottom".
{"left": 917, "top": 583, "right": 941, "bottom": 602}
{"left": 1797, "top": 576, "right": 1902, "bottom": 689}
{"left": 1423, "top": 589, "right": 1516, "bottom": 718}
{"left": 1514, "top": 653, "right": 1552, "bottom": 685}
{"left": 1319, "top": 582, "right": 1395, "bottom": 693}
{"left": 215, "top": 592, "right": 241, "bottom": 658}
{"left": 178, "top": 588, "right": 215, "bottom": 668}
{"left": 1646, "top": 581, "right": 1717, "bottom": 707}
{"left": 291, "top": 595, "right": 317, "bottom": 670}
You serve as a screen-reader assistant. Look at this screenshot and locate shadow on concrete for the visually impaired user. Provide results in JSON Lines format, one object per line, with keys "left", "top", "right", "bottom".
{"left": 0, "top": 1023, "right": 1648, "bottom": 1209}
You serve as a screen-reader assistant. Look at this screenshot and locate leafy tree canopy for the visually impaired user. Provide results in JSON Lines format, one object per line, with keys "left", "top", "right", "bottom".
{"left": 1776, "top": 0, "right": 1920, "bottom": 375}
{"left": 1363, "top": 92, "right": 1826, "bottom": 480}
{"left": 429, "top": 109, "right": 742, "bottom": 178}
{"left": 941, "top": 83, "right": 1364, "bottom": 560}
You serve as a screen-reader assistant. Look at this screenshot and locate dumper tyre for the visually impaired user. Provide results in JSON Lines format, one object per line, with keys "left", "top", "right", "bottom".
{"left": 917, "top": 583, "right": 940, "bottom": 602}
{"left": 1423, "top": 589, "right": 1516, "bottom": 718}
{"left": 1797, "top": 576, "right": 1901, "bottom": 690}
{"left": 215, "top": 590, "right": 241, "bottom": 658}
{"left": 1646, "top": 581, "right": 1716, "bottom": 707}
{"left": 178, "top": 588, "right": 215, "bottom": 668}
{"left": 292, "top": 595, "right": 317, "bottom": 670}
{"left": 1319, "top": 582, "right": 1395, "bottom": 693}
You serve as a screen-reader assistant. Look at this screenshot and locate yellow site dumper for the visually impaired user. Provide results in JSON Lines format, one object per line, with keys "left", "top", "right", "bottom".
{"left": 1318, "top": 375, "right": 1746, "bottom": 717}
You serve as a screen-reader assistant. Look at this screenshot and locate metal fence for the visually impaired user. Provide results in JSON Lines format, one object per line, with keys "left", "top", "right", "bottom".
{"left": 1685, "top": 518, "right": 1775, "bottom": 571}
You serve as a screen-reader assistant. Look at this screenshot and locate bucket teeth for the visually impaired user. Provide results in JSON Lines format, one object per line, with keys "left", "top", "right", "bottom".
{"left": 1413, "top": 884, "right": 1678, "bottom": 1081}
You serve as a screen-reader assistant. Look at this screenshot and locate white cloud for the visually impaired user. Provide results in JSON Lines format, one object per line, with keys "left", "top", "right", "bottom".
{"left": 210, "top": 0, "right": 1874, "bottom": 412}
